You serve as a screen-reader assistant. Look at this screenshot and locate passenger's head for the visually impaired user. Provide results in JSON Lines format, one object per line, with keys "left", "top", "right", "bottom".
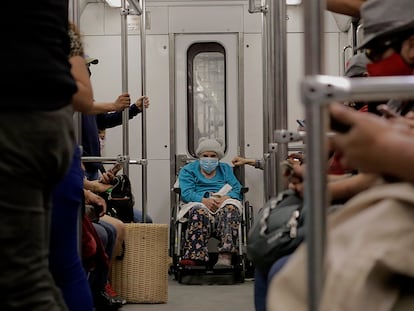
{"left": 344, "top": 53, "right": 369, "bottom": 78}
{"left": 196, "top": 138, "right": 224, "bottom": 159}
{"left": 358, "top": 0, "right": 414, "bottom": 75}
{"left": 196, "top": 138, "right": 224, "bottom": 174}
{"left": 344, "top": 53, "right": 370, "bottom": 110}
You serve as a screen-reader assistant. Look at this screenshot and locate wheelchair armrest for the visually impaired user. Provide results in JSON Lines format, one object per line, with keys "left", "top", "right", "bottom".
{"left": 173, "top": 187, "right": 181, "bottom": 194}
{"left": 241, "top": 186, "right": 249, "bottom": 194}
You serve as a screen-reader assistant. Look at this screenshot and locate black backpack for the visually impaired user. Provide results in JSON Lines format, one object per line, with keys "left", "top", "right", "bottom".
{"left": 247, "top": 189, "right": 306, "bottom": 271}
{"left": 100, "top": 174, "right": 135, "bottom": 223}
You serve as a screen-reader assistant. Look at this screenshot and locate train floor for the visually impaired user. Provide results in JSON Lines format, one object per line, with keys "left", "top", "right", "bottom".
{"left": 122, "top": 274, "right": 255, "bottom": 311}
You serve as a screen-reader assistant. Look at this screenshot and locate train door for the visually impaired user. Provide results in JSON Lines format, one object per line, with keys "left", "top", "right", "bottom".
{"left": 173, "top": 33, "right": 240, "bottom": 174}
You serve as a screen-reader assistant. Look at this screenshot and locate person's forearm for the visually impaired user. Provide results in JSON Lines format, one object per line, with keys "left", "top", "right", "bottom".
{"left": 96, "top": 106, "right": 138, "bottom": 130}
{"left": 84, "top": 179, "right": 97, "bottom": 193}
{"left": 327, "top": 0, "right": 365, "bottom": 17}
{"left": 377, "top": 133, "right": 414, "bottom": 182}
{"left": 70, "top": 56, "right": 94, "bottom": 113}
{"left": 85, "top": 102, "right": 116, "bottom": 114}
{"left": 329, "top": 173, "right": 377, "bottom": 202}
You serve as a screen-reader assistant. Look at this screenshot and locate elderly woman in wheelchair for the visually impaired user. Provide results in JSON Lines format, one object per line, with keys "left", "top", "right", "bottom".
{"left": 177, "top": 137, "right": 243, "bottom": 269}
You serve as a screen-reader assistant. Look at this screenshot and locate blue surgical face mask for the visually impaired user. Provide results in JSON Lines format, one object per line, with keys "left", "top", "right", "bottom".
{"left": 199, "top": 157, "right": 219, "bottom": 174}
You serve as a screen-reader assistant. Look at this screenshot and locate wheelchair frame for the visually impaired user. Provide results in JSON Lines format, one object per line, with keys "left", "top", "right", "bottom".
{"left": 169, "top": 167, "right": 254, "bottom": 284}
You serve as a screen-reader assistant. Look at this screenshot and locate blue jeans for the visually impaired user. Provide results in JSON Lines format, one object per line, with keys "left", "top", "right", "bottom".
{"left": 133, "top": 208, "right": 153, "bottom": 223}
{"left": 0, "top": 106, "right": 74, "bottom": 311}
{"left": 254, "top": 255, "right": 291, "bottom": 311}
{"left": 49, "top": 146, "right": 94, "bottom": 311}
{"left": 96, "top": 220, "right": 116, "bottom": 260}
{"left": 89, "top": 221, "right": 116, "bottom": 299}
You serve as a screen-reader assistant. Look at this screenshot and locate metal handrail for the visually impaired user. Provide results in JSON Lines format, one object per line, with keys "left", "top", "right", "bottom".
{"left": 303, "top": 0, "right": 326, "bottom": 310}
{"left": 140, "top": 0, "right": 148, "bottom": 222}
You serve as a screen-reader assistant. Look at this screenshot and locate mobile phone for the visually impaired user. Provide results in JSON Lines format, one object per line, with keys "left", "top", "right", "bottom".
{"left": 329, "top": 115, "right": 351, "bottom": 133}
{"left": 296, "top": 119, "right": 306, "bottom": 128}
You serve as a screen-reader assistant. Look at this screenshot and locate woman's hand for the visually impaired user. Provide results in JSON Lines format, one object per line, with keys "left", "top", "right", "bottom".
{"left": 84, "top": 189, "right": 107, "bottom": 216}
{"left": 135, "top": 96, "right": 150, "bottom": 110}
{"left": 202, "top": 197, "right": 220, "bottom": 212}
{"left": 112, "top": 93, "right": 131, "bottom": 112}
{"left": 287, "top": 163, "right": 305, "bottom": 198}
{"left": 99, "top": 171, "right": 115, "bottom": 184}
{"left": 329, "top": 103, "right": 412, "bottom": 174}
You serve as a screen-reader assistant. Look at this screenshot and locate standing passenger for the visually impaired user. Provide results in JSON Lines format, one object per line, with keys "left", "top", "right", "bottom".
{"left": 0, "top": 1, "right": 77, "bottom": 310}
{"left": 83, "top": 59, "right": 152, "bottom": 223}
{"left": 49, "top": 21, "right": 95, "bottom": 311}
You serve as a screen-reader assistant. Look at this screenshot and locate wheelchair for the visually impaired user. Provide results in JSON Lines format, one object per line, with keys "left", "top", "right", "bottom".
{"left": 169, "top": 166, "right": 254, "bottom": 284}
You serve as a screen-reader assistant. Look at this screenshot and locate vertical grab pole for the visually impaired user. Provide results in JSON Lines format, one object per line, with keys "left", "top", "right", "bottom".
{"left": 272, "top": 0, "right": 288, "bottom": 193}
{"left": 303, "top": 0, "right": 327, "bottom": 310}
{"left": 140, "top": 0, "right": 148, "bottom": 223}
{"left": 265, "top": 0, "right": 288, "bottom": 198}
{"left": 261, "top": 0, "right": 270, "bottom": 201}
{"left": 265, "top": 0, "right": 276, "bottom": 198}
{"left": 121, "top": 0, "right": 130, "bottom": 176}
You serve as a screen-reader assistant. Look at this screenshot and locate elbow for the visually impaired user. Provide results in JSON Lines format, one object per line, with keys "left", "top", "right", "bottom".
{"left": 71, "top": 84, "right": 94, "bottom": 113}
{"left": 72, "top": 96, "right": 94, "bottom": 113}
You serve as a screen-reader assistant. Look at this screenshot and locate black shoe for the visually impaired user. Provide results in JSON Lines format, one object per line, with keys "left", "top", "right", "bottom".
{"left": 95, "top": 291, "right": 123, "bottom": 311}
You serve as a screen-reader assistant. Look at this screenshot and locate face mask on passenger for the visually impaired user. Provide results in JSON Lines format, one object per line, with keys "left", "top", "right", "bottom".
{"left": 367, "top": 52, "right": 413, "bottom": 77}
{"left": 199, "top": 157, "right": 219, "bottom": 174}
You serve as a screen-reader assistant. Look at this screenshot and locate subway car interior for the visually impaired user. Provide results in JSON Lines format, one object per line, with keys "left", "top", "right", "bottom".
{"left": 66, "top": 0, "right": 414, "bottom": 310}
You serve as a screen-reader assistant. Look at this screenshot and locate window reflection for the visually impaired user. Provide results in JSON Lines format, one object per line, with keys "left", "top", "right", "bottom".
{"left": 187, "top": 43, "right": 226, "bottom": 157}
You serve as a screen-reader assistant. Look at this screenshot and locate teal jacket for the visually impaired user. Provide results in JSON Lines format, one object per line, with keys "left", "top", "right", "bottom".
{"left": 178, "top": 160, "right": 242, "bottom": 203}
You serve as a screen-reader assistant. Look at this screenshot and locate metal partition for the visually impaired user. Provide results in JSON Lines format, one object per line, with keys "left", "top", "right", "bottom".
{"left": 249, "top": 0, "right": 289, "bottom": 199}
{"left": 248, "top": 0, "right": 269, "bottom": 200}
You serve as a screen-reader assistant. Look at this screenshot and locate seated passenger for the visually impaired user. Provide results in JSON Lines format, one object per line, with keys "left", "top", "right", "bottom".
{"left": 178, "top": 137, "right": 242, "bottom": 268}
{"left": 85, "top": 166, "right": 153, "bottom": 223}
{"left": 84, "top": 188, "right": 125, "bottom": 310}
{"left": 268, "top": 1, "right": 414, "bottom": 309}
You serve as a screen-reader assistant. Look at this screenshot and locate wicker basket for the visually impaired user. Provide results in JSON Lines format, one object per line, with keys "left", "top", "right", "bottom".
{"left": 111, "top": 223, "right": 169, "bottom": 303}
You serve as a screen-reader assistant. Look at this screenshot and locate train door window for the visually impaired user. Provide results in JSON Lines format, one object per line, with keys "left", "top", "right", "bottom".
{"left": 187, "top": 42, "right": 227, "bottom": 157}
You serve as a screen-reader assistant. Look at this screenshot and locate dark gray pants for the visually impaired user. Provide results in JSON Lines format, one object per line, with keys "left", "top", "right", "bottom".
{"left": 0, "top": 105, "right": 74, "bottom": 311}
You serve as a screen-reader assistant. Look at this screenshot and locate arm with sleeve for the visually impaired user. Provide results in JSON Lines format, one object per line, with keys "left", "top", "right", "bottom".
{"left": 96, "top": 104, "right": 141, "bottom": 130}
{"left": 178, "top": 162, "right": 204, "bottom": 203}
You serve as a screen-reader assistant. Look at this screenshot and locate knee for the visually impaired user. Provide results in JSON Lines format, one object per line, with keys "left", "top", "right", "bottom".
{"left": 100, "top": 215, "right": 125, "bottom": 241}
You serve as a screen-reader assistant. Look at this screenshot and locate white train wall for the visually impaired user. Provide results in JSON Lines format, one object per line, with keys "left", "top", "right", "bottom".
{"left": 79, "top": 0, "right": 351, "bottom": 224}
